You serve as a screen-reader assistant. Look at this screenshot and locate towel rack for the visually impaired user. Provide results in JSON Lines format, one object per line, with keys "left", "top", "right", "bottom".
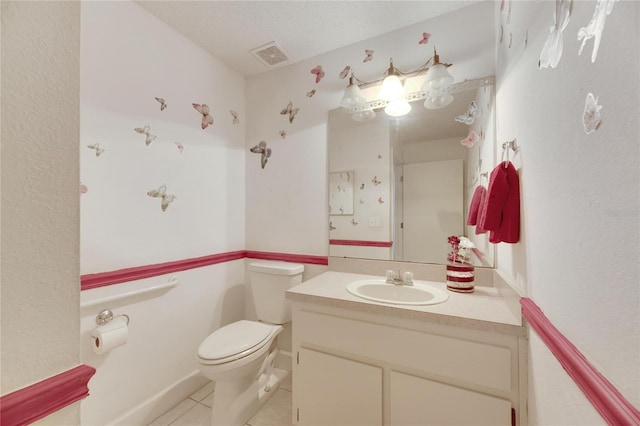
{"left": 81, "top": 276, "right": 179, "bottom": 309}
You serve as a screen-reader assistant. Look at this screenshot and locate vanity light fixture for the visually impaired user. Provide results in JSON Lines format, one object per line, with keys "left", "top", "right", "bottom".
{"left": 340, "top": 47, "right": 454, "bottom": 121}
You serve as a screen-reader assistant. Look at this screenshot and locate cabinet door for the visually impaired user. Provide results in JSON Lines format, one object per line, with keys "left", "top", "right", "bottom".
{"left": 296, "top": 348, "right": 382, "bottom": 426}
{"left": 390, "top": 371, "right": 512, "bottom": 425}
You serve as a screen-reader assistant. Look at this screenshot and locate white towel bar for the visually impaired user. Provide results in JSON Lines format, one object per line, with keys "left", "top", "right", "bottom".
{"left": 81, "top": 277, "right": 179, "bottom": 309}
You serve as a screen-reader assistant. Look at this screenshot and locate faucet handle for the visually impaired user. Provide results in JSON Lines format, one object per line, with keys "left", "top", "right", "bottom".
{"left": 385, "top": 270, "right": 395, "bottom": 283}
{"left": 402, "top": 271, "right": 414, "bottom": 286}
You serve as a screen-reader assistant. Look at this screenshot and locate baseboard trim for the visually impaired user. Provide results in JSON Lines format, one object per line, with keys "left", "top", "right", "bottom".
{"left": 106, "top": 371, "right": 208, "bottom": 426}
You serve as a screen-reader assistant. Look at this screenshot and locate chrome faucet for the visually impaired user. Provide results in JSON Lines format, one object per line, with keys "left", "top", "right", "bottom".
{"left": 386, "top": 269, "right": 414, "bottom": 286}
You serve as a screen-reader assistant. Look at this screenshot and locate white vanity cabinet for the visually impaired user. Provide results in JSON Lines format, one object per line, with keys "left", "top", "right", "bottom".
{"left": 291, "top": 302, "right": 525, "bottom": 426}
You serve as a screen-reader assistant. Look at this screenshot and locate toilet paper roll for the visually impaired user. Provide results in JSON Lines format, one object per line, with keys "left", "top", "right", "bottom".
{"left": 91, "top": 316, "right": 128, "bottom": 355}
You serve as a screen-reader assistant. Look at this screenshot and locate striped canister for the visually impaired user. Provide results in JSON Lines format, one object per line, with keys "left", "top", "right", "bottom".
{"left": 446, "top": 262, "right": 475, "bottom": 293}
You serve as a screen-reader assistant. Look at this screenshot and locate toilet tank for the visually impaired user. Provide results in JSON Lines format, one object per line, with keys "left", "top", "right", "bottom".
{"left": 249, "top": 261, "right": 304, "bottom": 324}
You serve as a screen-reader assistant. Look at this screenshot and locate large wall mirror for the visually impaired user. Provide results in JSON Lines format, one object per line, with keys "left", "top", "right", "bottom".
{"left": 328, "top": 1, "right": 496, "bottom": 267}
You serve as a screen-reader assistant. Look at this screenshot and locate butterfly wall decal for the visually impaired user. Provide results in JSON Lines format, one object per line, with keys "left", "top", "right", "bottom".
{"left": 192, "top": 103, "right": 214, "bottom": 129}
{"left": 582, "top": 93, "right": 602, "bottom": 134}
{"left": 310, "top": 65, "right": 325, "bottom": 83}
{"left": 339, "top": 66, "right": 351, "bottom": 79}
{"left": 306, "top": 89, "right": 316, "bottom": 98}
{"left": 147, "top": 184, "right": 176, "bottom": 212}
{"left": 87, "top": 143, "right": 105, "bottom": 157}
{"left": 351, "top": 218, "right": 358, "bottom": 226}
{"left": 418, "top": 32, "right": 431, "bottom": 45}
{"left": 363, "top": 49, "right": 374, "bottom": 63}
{"left": 175, "top": 141, "right": 184, "bottom": 153}
{"left": 80, "top": 182, "right": 88, "bottom": 194}
{"left": 460, "top": 130, "right": 480, "bottom": 148}
{"left": 250, "top": 141, "right": 272, "bottom": 169}
{"left": 280, "top": 101, "right": 299, "bottom": 124}
{"left": 279, "top": 130, "right": 286, "bottom": 139}
{"left": 578, "top": 0, "right": 617, "bottom": 63}
{"left": 230, "top": 110, "right": 239, "bottom": 124}
{"left": 377, "top": 197, "right": 384, "bottom": 204}
{"left": 538, "top": 0, "right": 573, "bottom": 68}
{"left": 155, "top": 97, "right": 167, "bottom": 111}
{"left": 372, "top": 176, "right": 381, "bottom": 185}
{"left": 329, "top": 222, "right": 336, "bottom": 231}
{"left": 455, "top": 101, "right": 481, "bottom": 125}
{"left": 134, "top": 125, "right": 158, "bottom": 146}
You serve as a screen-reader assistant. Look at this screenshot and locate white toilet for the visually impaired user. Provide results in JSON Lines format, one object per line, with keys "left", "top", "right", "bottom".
{"left": 196, "top": 260, "right": 304, "bottom": 426}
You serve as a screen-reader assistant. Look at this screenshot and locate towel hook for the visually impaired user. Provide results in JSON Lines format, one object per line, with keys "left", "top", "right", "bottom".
{"left": 501, "top": 138, "right": 518, "bottom": 167}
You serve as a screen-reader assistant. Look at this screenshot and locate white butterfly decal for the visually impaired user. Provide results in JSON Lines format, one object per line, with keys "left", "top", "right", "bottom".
{"left": 460, "top": 131, "right": 480, "bottom": 148}
{"left": 279, "top": 130, "right": 287, "bottom": 139}
{"left": 306, "top": 89, "right": 316, "bottom": 98}
{"left": 155, "top": 97, "right": 167, "bottom": 111}
{"left": 250, "top": 141, "right": 272, "bottom": 169}
{"left": 230, "top": 110, "right": 239, "bottom": 125}
{"left": 329, "top": 222, "right": 336, "bottom": 231}
{"left": 147, "top": 184, "right": 176, "bottom": 212}
{"left": 134, "top": 125, "right": 157, "bottom": 146}
{"left": 578, "top": 0, "right": 618, "bottom": 63}
{"left": 280, "top": 101, "right": 299, "bottom": 124}
{"left": 372, "top": 176, "right": 381, "bottom": 185}
{"left": 87, "top": 143, "right": 105, "bottom": 157}
{"left": 339, "top": 66, "right": 351, "bottom": 79}
{"left": 538, "top": 0, "right": 573, "bottom": 69}
{"left": 175, "top": 141, "right": 184, "bottom": 153}
{"left": 351, "top": 219, "right": 358, "bottom": 226}
{"left": 192, "top": 103, "right": 214, "bottom": 129}
{"left": 582, "top": 93, "right": 602, "bottom": 134}
{"left": 363, "top": 49, "right": 374, "bottom": 63}
{"left": 455, "top": 101, "right": 481, "bottom": 125}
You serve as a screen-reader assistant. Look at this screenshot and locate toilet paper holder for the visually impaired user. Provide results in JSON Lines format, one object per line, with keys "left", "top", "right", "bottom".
{"left": 96, "top": 309, "right": 130, "bottom": 326}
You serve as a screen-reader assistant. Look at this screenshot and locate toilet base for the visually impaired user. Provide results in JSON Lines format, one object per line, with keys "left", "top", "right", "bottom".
{"left": 210, "top": 368, "right": 286, "bottom": 426}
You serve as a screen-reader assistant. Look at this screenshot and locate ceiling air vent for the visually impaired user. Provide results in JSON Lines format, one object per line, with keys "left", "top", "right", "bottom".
{"left": 250, "top": 41, "right": 292, "bottom": 69}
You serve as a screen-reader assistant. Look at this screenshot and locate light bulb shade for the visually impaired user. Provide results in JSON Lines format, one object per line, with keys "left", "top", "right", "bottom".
{"left": 340, "top": 84, "right": 366, "bottom": 108}
{"left": 423, "top": 92, "right": 454, "bottom": 109}
{"left": 352, "top": 109, "right": 376, "bottom": 122}
{"left": 385, "top": 99, "right": 412, "bottom": 117}
{"left": 378, "top": 75, "right": 406, "bottom": 101}
{"left": 423, "top": 63, "right": 454, "bottom": 90}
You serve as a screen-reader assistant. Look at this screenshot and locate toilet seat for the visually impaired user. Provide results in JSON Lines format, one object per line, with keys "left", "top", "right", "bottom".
{"left": 197, "top": 320, "right": 280, "bottom": 365}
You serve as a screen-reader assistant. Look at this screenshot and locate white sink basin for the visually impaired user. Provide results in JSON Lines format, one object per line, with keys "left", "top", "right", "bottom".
{"left": 346, "top": 279, "right": 449, "bottom": 306}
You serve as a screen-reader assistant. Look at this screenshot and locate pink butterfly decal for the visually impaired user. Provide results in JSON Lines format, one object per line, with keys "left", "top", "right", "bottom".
{"left": 155, "top": 97, "right": 167, "bottom": 111}
{"left": 250, "top": 141, "right": 272, "bottom": 169}
{"left": 147, "top": 184, "right": 176, "bottom": 212}
{"left": 460, "top": 131, "right": 480, "bottom": 148}
{"left": 175, "top": 141, "right": 184, "bottom": 153}
{"left": 279, "top": 130, "right": 286, "bottom": 139}
{"left": 310, "top": 65, "right": 325, "bottom": 83}
{"left": 377, "top": 197, "right": 384, "bottom": 204}
{"left": 418, "top": 32, "right": 431, "bottom": 45}
{"left": 363, "top": 49, "right": 374, "bottom": 63}
{"left": 87, "top": 143, "right": 105, "bottom": 157}
{"left": 306, "top": 89, "right": 316, "bottom": 98}
{"left": 230, "top": 110, "right": 239, "bottom": 124}
{"left": 280, "top": 101, "right": 299, "bottom": 124}
{"left": 80, "top": 182, "right": 88, "bottom": 194}
{"left": 192, "top": 103, "right": 214, "bottom": 129}
{"left": 339, "top": 66, "right": 351, "bottom": 79}
{"left": 134, "top": 125, "right": 157, "bottom": 146}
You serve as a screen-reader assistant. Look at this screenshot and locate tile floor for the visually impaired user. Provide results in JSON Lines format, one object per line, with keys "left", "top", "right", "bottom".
{"left": 147, "top": 372, "right": 293, "bottom": 426}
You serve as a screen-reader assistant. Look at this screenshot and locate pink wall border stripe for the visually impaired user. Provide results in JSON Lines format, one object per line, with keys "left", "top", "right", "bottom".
{"left": 329, "top": 239, "right": 393, "bottom": 247}
{"left": 81, "top": 250, "right": 329, "bottom": 290}
{"left": 521, "top": 298, "right": 640, "bottom": 425}
{"left": 245, "top": 250, "right": 328, "bottom": 265}
{"left": 81, "top": 250, "right": 247, "bottom": 290}
{"left": 0, "top": 364, "right": 96, "bottom": 426}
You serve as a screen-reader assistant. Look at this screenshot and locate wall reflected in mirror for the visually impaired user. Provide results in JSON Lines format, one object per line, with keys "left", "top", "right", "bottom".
{"left": 328, "top": 82, "right": 495, "bottom": 267}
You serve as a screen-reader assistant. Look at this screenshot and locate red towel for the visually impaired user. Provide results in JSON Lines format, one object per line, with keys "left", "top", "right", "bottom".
{"left": 467, "top": 186, "right": 486, "bottom": 225}
{"left": 478, "top": 161, "right": 520, "bottom": 243}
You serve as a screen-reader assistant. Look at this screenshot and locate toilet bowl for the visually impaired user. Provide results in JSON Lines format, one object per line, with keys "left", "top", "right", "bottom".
{"left": 196, "top": 261, "right": 304, "bottom": 426}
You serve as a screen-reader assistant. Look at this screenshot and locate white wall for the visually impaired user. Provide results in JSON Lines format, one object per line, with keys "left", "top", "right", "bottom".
{"left": 1, "top": 4, "right": 81, "bottom": 419}
{"left": 494, "top": 0, "right": 639, "bottom": 419}
{"left": 79, "top": 2, "right": 246, "bottom": 423}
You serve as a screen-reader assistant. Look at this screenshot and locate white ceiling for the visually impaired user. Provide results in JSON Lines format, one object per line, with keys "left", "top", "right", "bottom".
{"left": 135, "top": 1, "right": 480, "bottom": 77}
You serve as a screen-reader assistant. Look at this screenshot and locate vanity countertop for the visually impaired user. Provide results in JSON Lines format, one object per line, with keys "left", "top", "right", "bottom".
{"left": 286, "top": 271, "right": 525, "bottom": 337}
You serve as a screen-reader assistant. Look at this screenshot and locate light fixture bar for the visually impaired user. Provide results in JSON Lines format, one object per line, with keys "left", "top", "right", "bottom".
{"left": 343, "top": 76, "right": 494, "bottom": 114}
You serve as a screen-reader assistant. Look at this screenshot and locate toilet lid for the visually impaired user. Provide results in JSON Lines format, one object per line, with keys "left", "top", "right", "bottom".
{"left": 197, "top": 320, "right": 275, "bottom": 362}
